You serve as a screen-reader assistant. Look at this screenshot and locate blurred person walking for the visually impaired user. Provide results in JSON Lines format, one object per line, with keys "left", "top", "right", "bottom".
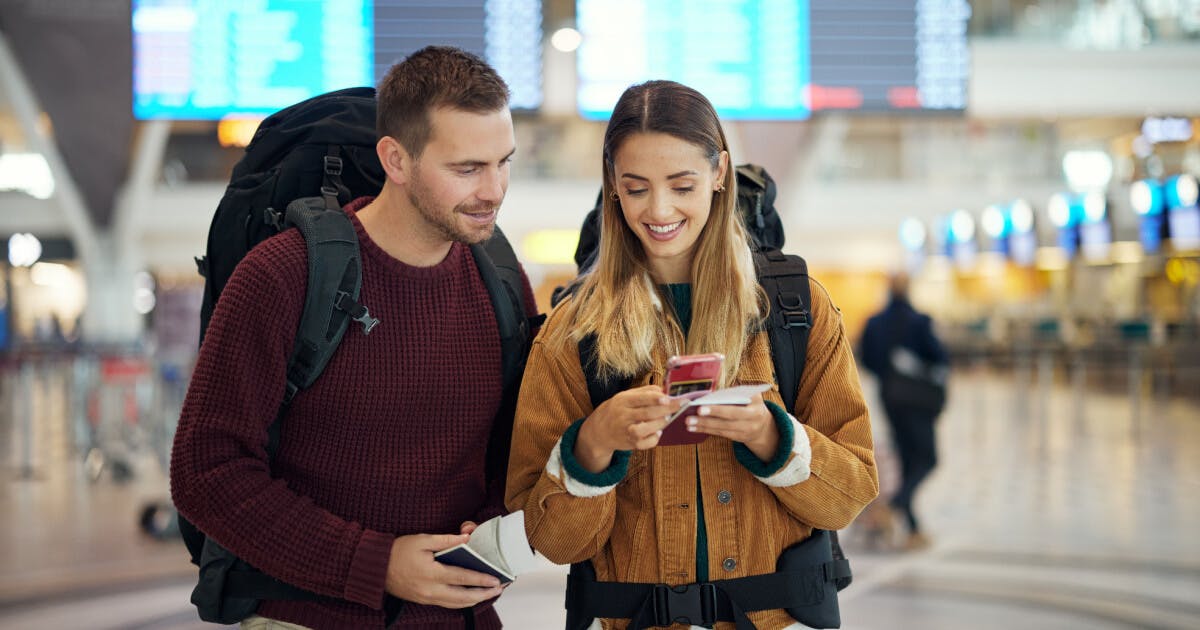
{"left": 859, "top": 272, "right": 948, "bottom": 550}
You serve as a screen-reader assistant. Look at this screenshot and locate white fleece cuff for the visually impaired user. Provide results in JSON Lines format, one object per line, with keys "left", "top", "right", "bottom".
{"left": 755, "top": 413, "right": 812, "bottom": 488}
{"left": 545, "top": 435, "right": 619, "bottom": 498}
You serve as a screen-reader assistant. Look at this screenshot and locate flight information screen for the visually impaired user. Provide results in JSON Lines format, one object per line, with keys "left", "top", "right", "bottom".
{"left": 809, "top": 0, "right": 969, "bottom": 112}
{"left": 576, "top": 0, "right": 811, "bottom": 120}
{"left": 575, "top": 0, "right": 969, "bottom": 119}
{"left": 133, "top": 0, "right": 541, "bottom": 120}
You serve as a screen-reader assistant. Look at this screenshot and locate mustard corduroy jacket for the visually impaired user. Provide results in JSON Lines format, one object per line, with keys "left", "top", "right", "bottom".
{"left": 506, "top": 278, "right": 879, "bottom": 630}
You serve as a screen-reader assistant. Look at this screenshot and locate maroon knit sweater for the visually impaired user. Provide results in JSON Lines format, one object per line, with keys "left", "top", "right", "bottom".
{"left": 170, "top": 198, "right": 536, "bottom": 629}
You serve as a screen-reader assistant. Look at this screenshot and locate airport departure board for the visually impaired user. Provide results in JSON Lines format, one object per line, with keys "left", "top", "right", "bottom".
{"left": 132, "top": 0, "right": 541, "bottom": 120}
{"left": 576, "top": 0, "right": 811, "bottom": 120}
{"left": 809, "top": 0, "right": 969, "bottom": 112}
{"left": 576, "top": 0, "right": 970, "bottom": 119}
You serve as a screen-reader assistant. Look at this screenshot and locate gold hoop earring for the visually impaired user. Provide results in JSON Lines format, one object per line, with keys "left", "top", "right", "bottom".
{"left": 716, "top": 185, "right": 725, "bottom": 193}
{"left": 610, "top": 191, "right": 619, "bottom": 200}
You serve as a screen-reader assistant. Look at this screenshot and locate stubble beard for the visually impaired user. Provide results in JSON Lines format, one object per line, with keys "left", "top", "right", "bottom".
{"left": 407, "top": 177, "right": 497, "bottom": 246}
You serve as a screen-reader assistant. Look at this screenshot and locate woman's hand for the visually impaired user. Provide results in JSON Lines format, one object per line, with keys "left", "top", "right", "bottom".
{"left": 575, "top": 385, "right": 681, "bottom": 473}
{"left": 686, "top": 392, "right": 780, "bottom": 461}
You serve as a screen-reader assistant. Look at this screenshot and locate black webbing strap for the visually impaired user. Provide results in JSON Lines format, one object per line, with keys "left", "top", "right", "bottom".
{"left": 281, "top": 197, "right": 364, "bottom": 404}
{"left": 472, "top": 226, "right": 530, "bottom": 393}
{"left": 577, "top": 333, "right": 635, "bottom": 410}
{"left": 320, "top": 145, "right": 345, "bottom": 211}
{"left": 565, "top": 559, "right": 850, "bottom": 630}
{"left": 753, "top": 249, "right": 811, "bottom": 410}
{"left": 224, "top": 569, "right": 328, "bottom": 602}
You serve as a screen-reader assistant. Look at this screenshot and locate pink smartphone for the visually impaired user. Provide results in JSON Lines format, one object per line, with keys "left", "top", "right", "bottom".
{"left": 659, "top": 353, "right": 724, "bottom": 446}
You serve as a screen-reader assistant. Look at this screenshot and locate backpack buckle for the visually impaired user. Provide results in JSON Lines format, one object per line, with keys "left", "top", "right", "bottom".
{"left": 264, "top": 207, "right": 284, "bottom": 231}
{"left": 777, "top": 293, "right": 810, "bottom": 330}
{"left": 323, "top": 155, "right": 343, "bottom": 177}
{"left": 652, "top": 582, "right": 716, "bottom": 627}
{"left": 335, "top": 291, "right": 380, "bottom": 335}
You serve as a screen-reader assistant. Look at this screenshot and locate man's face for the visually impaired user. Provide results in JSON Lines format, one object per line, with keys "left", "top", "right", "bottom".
{"left": 406, "top": 106, "right": 516, "bottom": 245}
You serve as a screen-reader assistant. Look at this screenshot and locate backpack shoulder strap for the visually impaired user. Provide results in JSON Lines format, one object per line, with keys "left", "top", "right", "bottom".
{"left": 470, "top": 227, "right": 544, "bottom": 495}
{"left": 577, "top": 333, "right": 634, "bottom": 410}
{"left": 755, "top": 251, "right": 854, "bottom": 590}
{"left": 753, "top": 248, "right": 811, "bottom": 412}
{"left": 275, "top": 198, "right": 375, "bottom": 455}
{"left": 471, "top": 226, "right": 542, "bottom": 392}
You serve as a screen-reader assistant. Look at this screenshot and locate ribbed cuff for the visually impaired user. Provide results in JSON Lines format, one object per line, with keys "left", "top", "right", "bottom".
{"left": 344, "top": 528, "right": 395, "bottom": 609}
{"left": 560, "top": 417, "right": 631, "bottom": 487}
{"left": 733, "top": 401, "right": 794, "bottom": 477}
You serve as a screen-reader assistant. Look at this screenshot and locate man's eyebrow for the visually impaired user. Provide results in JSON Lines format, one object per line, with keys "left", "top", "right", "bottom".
{"left": 449, "top": 148, "right": 517, "bottom": 168}
{"left": 619, "top": 170, "right": 698, "bottom": 181}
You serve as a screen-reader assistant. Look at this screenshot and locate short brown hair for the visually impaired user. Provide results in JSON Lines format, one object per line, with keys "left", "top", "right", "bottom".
{"left": 376, "top": 46, "right": 510, "bottom": 158}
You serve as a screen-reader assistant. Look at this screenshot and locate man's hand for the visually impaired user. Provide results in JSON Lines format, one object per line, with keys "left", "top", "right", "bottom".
{"left": 575, "top": 385, "right": 680, "bottom": 473}
{"left": 384, "top": 533, "right": 504, "bottom": 608}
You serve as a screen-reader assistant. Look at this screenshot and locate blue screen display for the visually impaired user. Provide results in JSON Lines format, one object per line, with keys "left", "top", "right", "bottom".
{"left": 575, "top": 0, "right": 970, "bottom": 120}
{"left": 133, "top": 1, "right": 373, "bottom": 120}
{"left": 576, "top": 0, "right": 812, "bottom": 120}
{"left": 133, "top": 0, "right": 542, "bottom": 120}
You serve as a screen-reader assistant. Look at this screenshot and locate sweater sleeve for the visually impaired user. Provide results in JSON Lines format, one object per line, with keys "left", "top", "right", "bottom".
{"left": 504, "top": 306, "right": 622, "bottom": 566}
{"left": 761, "top": 278, "right": 880, "bottom": 531}
{"left": 169, "top": 239, "right": 393, "bottom": 609}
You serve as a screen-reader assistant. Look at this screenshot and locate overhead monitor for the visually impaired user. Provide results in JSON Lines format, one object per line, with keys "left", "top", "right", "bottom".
{"left": 808, "top": 0, "right": 969, "bottom": 113}
{"left": 132, "top": 0, "right": 541, "bottom": 120}
{"left": 574, "top": 0, "right": 970, "bottom": 120}
{"left": 575, "top": 0, "right": 812, "bottom": 120}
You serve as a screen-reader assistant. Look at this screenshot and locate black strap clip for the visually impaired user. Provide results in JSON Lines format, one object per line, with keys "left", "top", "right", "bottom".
{"left": 335, "top": 291, "right": 380, "bottom": 335}
{"left": 652, "top": 582, "right": 716, "bottom": 627}
{"left": 777, "top": 293, "right": 810, "bottom": 330}
{"left": 264, "top": 207, "right": 284, "bottom": 231}
{"left": 323, "top": 155, "right": 343, "bottom": 177}
{"left": 282, "top": 379, "right": 300, "bottom": 405}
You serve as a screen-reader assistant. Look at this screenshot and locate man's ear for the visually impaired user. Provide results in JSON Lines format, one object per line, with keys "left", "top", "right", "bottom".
{"left": 377, "top": 136, "right": 410, "bottom": 186}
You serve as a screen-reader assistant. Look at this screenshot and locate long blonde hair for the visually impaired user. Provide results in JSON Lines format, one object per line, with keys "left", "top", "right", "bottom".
{"left": 546, "top": 81, "right": 765, "bottom": 386}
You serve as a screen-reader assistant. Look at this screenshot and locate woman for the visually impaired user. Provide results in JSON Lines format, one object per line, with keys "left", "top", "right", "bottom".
{"left": 506, "top": 80, "right": 878, "bottom": 629}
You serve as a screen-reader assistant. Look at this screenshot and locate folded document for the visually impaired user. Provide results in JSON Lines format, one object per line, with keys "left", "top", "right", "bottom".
{"left": 667, "top": 383, "right": 772, "bottom": 423}
{"left": 433, "top": 510, "right": 535, "bottom": 584}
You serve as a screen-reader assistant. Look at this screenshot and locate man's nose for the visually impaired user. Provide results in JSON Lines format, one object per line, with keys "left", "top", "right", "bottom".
{"left": 478, "top": 167, "right": 507, "bottom": 203}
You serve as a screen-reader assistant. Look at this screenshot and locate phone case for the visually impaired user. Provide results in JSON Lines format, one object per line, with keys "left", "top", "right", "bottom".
{"left": 659, "top": 353, "right": 724, "bottom": 446}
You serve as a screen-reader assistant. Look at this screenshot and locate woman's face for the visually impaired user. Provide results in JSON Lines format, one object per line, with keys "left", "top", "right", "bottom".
{"left": 611, "top": 132, "right": 726, "bottom": 284}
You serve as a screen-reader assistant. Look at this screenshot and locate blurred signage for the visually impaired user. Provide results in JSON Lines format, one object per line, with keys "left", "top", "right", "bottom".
{"left": 1167, "top": 206, "right": 1200, "bottom": 251}
{"left": 1141, "top": 116, "right": 1193, "bottom": 144}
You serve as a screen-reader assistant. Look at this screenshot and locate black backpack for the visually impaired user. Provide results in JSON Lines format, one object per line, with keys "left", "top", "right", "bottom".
{"left": 557, "top": 164, "right": 852, "bottom": 629}
{"left": 183, "top": 87, "right": 538, "bottom": 624}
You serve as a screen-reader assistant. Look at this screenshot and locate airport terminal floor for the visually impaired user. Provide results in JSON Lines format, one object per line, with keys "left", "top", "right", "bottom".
{"left": 1, "top": 362, "right": 1198, "bottom": 629}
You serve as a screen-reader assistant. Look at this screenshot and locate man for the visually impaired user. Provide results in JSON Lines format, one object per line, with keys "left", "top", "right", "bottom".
{"left": 858, "top": 271, "right": 948, "bottom": 550}
{"left": 170, "top": 46, "right": 538, "bottom": 629}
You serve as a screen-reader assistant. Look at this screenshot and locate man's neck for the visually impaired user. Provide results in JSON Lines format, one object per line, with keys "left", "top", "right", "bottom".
{"left": 356, "top": 186, "right": 454, "bottom": 267}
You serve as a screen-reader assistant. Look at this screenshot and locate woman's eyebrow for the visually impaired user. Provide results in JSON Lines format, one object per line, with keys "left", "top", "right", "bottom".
{"left": 620, "top": 170, "right": 698, "bottom": 181}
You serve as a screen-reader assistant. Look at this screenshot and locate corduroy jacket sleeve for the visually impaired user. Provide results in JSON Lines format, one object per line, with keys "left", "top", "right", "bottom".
{"left": 761, "top": 278, "right": 879, "bottom": 531}
{"left": 504, "top": 306, "right": 621, "bottom": 565}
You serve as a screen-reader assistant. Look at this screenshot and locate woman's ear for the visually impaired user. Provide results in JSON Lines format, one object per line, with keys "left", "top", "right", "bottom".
{"left": 715, "top": 150, "right": 730, "bottom": 190}
{"left": 377, "top": 136, "right": 410, "bottom": 186}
